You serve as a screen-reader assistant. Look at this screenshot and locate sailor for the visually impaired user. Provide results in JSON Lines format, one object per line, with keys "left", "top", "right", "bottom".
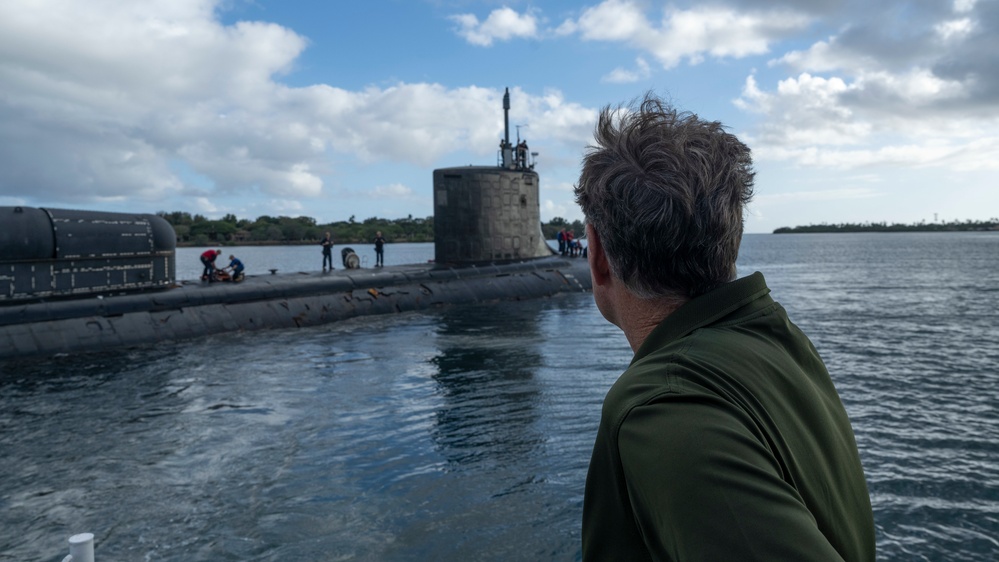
{"left": 373, "top": 231, "right": 386, "bottom": 267}
{"left": 321, "top": 231, "right": 334, "bottom": 271}
{"left": 200, "top": 248, "right": 221, "bottom": 281}
{"left": 225, "top": 255, "right": 245, "bottom": 282}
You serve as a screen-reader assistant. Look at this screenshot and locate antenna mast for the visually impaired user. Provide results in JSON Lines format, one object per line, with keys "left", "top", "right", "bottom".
{"left": 503, "top": 87, "right": 510, "bottom": 147}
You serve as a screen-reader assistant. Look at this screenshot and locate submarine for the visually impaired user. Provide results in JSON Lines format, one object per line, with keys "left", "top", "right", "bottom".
{"left": 0, "top": 89, "right": 591, "bottom": 359}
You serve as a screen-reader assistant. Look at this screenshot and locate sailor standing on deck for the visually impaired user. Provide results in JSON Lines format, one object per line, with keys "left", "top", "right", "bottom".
{"left": 321, "top": 231, "right": 334, "bottom": 271}
{"left": 373, "top": 231, "right": 386, "bottom": 267}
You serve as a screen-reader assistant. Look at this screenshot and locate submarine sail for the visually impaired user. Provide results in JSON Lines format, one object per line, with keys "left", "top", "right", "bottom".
{"left": 433, "top": 87, "right": 552, "bottom": 265}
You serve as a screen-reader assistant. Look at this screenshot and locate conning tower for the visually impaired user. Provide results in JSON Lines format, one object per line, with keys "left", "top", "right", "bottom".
{"left": 433, "top": 87, "right": 552, "bottom": 265}
{"left": 0, "top": 206, "right": 176, "bottom": 302}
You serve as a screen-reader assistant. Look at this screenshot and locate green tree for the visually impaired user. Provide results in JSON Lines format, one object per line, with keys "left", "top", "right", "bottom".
{"left": 172, "top": 224, "right": 191, "bottom": 242}
{"left": 156, "top": 210, "right": 439, "bottom": 244}
{"left": 279, "top": 219, "right": 306, "bottom": 242}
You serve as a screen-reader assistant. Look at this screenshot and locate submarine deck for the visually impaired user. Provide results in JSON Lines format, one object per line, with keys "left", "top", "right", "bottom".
{"left": 0, "top": 256, "right": 592, "bottom": 359}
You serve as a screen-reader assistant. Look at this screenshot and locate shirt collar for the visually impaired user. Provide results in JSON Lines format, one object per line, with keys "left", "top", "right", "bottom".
{"left": 632, "top": 271, "right": 772, "bottom": 364}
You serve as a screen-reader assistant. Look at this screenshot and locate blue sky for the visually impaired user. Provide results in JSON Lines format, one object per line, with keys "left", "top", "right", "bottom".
{"left": 1, "top": 0, "right": 997, "bottom": 233}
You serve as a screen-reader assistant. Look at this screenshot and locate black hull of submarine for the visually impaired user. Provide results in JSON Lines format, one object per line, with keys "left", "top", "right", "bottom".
{"left": 0, "top": 257, "right": 591, "bottom": 359}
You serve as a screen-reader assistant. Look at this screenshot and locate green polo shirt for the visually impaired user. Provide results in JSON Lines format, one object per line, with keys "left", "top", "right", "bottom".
{"left": 582, "top": 272, "right": 875, "bottom": 561}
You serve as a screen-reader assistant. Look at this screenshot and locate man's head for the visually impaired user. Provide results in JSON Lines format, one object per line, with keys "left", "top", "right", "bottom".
{"left": 575, "top": 93, "right": 754, "bottom": 300}
{"left": 229, "top": 255, "right": 235, "bottom": 260}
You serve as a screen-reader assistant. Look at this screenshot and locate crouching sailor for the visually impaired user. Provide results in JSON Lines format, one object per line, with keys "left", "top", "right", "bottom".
{"left": 225, "top": 254, "right": 245, "bottom": 282}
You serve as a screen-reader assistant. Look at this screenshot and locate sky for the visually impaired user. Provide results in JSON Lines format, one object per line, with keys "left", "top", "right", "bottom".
{"left": 1, "top": 0, "right": 996, "bottom": 233}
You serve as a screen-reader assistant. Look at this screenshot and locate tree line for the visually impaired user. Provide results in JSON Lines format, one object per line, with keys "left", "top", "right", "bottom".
{"left": 773, "top": 218, "right": 999, "bottom": 234}
{"left": 158, "top": 211, "right": 434, "bottom": 246}
{"left": 158, "top": 211, "right": 587, "bottom": 246}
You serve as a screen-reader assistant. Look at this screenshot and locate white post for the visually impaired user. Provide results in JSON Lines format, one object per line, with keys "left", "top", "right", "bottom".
{"left": 62, "top": 533, "right": 95, "bottom": 562}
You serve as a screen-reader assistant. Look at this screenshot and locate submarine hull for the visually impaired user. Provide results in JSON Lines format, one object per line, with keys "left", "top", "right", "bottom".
{"left": 0, "top": 257, "right": 591, "bottom": 359}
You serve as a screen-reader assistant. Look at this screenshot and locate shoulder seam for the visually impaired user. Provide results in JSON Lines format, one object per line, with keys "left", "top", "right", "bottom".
{"left": 610, "top": 336, "right": 693, "bottom": 441}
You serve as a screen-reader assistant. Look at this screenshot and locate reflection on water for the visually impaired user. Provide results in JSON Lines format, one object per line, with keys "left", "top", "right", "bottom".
{"left": 430, "top": 303, "right": 545, "bottom": 468}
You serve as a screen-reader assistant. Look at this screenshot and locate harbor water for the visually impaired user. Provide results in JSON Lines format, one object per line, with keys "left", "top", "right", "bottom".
{"left": 2, "top": 233, "right": 998, "bottom": 561}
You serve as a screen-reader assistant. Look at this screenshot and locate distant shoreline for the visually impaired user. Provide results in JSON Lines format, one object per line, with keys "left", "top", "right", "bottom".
{"left": 773, "top": 221, "right": 999, "bottom": 234}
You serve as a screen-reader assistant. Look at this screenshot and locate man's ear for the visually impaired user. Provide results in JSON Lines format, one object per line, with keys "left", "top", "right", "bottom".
{"left": 586, "top": 223, "right": 613, "bottom": 287}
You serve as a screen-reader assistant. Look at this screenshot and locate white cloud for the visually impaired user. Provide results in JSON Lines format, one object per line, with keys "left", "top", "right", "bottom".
{"left": 772, "top": 38, "right": 879, "bottom": 74}
{"left": 935, "top": 18, "right": 975, "bottom": 41}
{"left": 858, "top": 68, "right": 969, "bottom": 107}
{"left": 602, "top": 57, "right": 651, "bottom": 83}
{"left": 570, "top": 1, "right": 810, "bottom": 69}
{"left": 738, "top": 69, "right": 999, "bottom": 169}
{"left": 193, "top": 196, "right": 219, "bottom": 214}
{"left": 553, "top": 18, "right": 578, "bottom": 36}
{"left": 517, "top": 90, "right": 597, "bottom": 147}
{"left": 0, "top": 0, "right": 315, "bottom": 203}
{"left": 0, "top": 1, "right": 593, "bottom": 211}
{"left": 371, "top": 183, "right": 414, "bottom": 198}
{"left": 741, "top": 32, "right": 997, "bottom": 171}
{"left": 742, "top": 0, "right": 999, "bottom": 180}
{"left": 736, "top": 73, "right": 870, "bottom": 147}
{"left": 663, "top": 8, "right": 805, "bottom": 62}
{"left": 575, "top": 0, "right": 650, "bottom": 42}
{"left": 449, "top": 7, "right": 538, "bottom": 47}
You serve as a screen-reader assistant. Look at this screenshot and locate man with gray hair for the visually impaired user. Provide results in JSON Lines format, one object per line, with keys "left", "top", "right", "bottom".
{"left": 576, "top": 93, "right": 875, "bottom": 560}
